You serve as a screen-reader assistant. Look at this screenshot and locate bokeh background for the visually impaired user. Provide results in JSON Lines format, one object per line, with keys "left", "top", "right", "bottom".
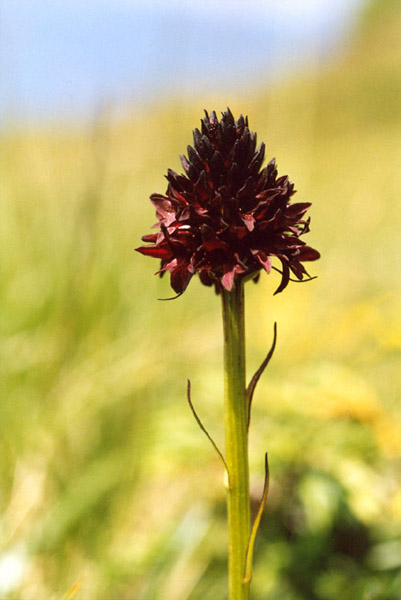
{"left": 1, "top": 0, "right": 401, "bottom": 598}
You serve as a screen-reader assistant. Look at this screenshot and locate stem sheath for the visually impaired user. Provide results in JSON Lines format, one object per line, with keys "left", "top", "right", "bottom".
{"left": 222, "top": 281, "right": 250, "bottom": 600}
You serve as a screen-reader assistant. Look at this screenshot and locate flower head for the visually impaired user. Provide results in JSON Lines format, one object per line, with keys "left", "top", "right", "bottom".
{"left": 136, "top": 108, "right": 320, "bottom": 294}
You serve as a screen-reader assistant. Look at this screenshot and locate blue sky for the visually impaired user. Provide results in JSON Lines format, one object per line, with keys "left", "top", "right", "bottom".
{"left": 0, "top": 0, "right": 362, "bottom": 123}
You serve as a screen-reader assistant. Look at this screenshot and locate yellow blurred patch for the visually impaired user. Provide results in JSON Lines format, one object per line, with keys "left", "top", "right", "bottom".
{"left": 284, "top": 362, "right": 381, "bottom": 423}
{"left": 373, "top": 416, "right": 401, "bottom": 458}
{"left": 390, "top": 489, "right": 401, "bottom": 523}
{"left": 62, "top": 581, "right": 81, "bottom": 600}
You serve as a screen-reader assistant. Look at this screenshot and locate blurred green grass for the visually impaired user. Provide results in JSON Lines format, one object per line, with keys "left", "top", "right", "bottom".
{"left": 1, "top": 1, "right": 401, "bottom": 598}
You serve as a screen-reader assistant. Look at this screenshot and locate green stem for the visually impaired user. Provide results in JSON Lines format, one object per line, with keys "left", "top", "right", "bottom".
{"left": 222, "top": 281, "right": 250, "bottom": 600}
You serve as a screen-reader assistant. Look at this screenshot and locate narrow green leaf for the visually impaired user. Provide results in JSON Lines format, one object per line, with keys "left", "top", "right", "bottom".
{"left": 186, "top": 379, "right": 230, "bottom": 487}
{"left": 246, "top": 323, "right": 277, "bottom": 430}
{"left": 243, "top": 453, "right": 270, "bottom": 584}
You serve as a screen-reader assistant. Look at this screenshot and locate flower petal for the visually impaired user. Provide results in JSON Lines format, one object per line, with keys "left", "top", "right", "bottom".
{"left": 170, "top": 264, "right": 192, "bottom": 293}
{"left": 252, "top": 250, "right": 272, "bottom": 273}
{"left": 274, "top": 260, "right": 290, "bottom": 295}
{"left": 136, "top": 244, "right": 172, "bottom": 259}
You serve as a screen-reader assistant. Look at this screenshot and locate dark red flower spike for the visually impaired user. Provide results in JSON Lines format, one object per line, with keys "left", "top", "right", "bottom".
{"left": 137, "top": 108, "right": 320, "bottom": 294}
